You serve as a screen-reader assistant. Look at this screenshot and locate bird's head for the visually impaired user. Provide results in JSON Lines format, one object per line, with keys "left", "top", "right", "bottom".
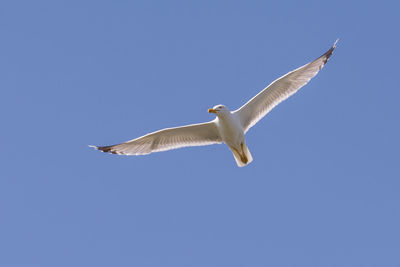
{"left": 208, "top": 105, "right": 230, "bottom": 116}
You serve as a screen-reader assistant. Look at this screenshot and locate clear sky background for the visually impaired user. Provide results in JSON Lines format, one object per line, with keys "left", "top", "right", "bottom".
{"left": 1, "top": 0, "right": 400, "bottom": 266}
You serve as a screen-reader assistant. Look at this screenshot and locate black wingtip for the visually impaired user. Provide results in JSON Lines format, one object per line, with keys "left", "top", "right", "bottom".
{"left": 325, "top": 40, "right": 338, "bottom": 60}
{"left": 99, "top": 145, "right": 118, "bottom": 154}
{"left": 89, "top": 144, "right": 119, "bottom": 154}
{"left": 318, "top": 39, "right": 339, "bottom": 69}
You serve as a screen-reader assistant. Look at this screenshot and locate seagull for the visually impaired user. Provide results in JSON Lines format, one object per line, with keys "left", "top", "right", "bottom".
{"left": 90, "top": 40, "right": 338, "bottom": 167}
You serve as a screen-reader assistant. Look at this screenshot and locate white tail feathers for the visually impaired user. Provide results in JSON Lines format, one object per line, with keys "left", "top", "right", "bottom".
{"left": 229, "top": 142, "right": 253, "bottom": 167}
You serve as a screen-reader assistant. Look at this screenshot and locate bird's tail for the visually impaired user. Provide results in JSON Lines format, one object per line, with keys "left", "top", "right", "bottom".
{"left": 230, "top": 142, "right": 253, "bottom": 167}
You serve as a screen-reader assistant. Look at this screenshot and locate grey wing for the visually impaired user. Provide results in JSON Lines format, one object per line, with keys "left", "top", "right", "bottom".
{"left": 90, "top": 120, "right": 222, "bottom": 155}
{"left": 234, "top": 40, "right": 338, "bottom": 133}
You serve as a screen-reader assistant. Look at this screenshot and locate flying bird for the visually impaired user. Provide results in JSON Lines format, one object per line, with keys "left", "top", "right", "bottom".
{"left": 90, "top": 40, "right": 338, "bottom": 167}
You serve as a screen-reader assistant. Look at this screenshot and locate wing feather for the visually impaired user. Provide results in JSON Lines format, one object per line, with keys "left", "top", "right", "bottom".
{"left": 90, "top": 120, "right": 222, "bottom": 155}
{"left": 235, "top": 40, "right": 338, "bottom": 133}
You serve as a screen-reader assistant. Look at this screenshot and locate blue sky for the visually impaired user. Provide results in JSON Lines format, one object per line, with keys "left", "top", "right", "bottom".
{"left": 1, "top": 0, "right": 400, "bottom": 266}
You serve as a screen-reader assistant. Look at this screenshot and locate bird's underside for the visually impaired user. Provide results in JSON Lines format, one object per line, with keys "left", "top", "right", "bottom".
{"left": 90, "top": 40, "right": 338, "bottom": 167}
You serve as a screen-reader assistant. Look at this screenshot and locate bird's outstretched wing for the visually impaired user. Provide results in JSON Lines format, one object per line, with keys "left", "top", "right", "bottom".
{"left": 90, "top": 121, "right": 222, "bottom": 155}
{"left": 234, "top": 40, "right": 338, "bottom": 133}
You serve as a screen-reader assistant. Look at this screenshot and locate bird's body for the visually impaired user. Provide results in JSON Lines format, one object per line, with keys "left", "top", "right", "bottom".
{"left": 214, "top": 108, "right": 243, "bottom": 150}
{"left": 90, "top": 40, "right": 338, "bottom": 167}
{"left": 212, "top": 106, "right": 252, "bottom": 167}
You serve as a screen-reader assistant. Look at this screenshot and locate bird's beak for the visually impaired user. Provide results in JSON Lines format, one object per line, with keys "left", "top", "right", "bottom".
{"left": 208, "top": 108, "right": 216, "bottom": 114}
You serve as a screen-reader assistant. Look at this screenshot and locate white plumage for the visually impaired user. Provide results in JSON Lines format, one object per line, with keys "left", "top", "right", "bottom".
{"left": 90, "top": 40, "right": 338, "bottom": 167}
{"left": 90, "top": 122, "right": 222, "bottom": 155}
